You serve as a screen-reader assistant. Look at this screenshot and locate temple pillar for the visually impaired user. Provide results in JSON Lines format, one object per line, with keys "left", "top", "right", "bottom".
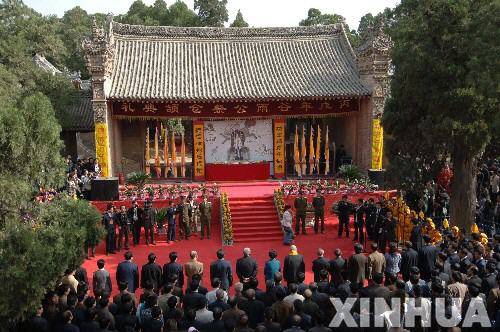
{"left": 83, "top": 16, "right": 115, "bottom": 177}
{"left": 356, "top": 25, "right": 392, "bottom": 170}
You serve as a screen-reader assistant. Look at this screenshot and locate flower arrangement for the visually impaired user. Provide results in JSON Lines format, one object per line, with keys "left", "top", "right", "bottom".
{"left": 274, "top": 188, "right": 285, "bottom": 219}
{"left": 221, "top": 192, "right": 233, "bottom": 245}
{"left": 115, "top": 183, "right": 221, "bottom": 201}
{"left": 280, "top": 178, "right": 376, "bottom": 196}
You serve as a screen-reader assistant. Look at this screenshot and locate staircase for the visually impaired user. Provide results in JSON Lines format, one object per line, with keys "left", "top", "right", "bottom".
{"left": 230, "top": 195, "right": 283, "bottom": 243}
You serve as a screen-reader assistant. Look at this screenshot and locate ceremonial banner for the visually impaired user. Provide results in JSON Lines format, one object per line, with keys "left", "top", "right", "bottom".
{"left": 371, "top": 119, "right": 384, "bottom": 169}
{"left": 273, "top": 119, "right": 285, "bottom": 178}
{"left": 144, "top": 127, "right": 150, "bottom": 175}
{"left": 111, "top": 98, "right": 359, "bottom": 119}
{"left": 95, "top": 123, "right": 110, "bottom": 177}
{"left": 300, "top": 126, "right": 307, "bottom": 175}
{"left": 294, "top": 126, "right": 301, "bottom": 176}
{"left": 324, "top": 126, "right": 330, "bottom": 175}
{"left": 193, "top": 121, "right": 205, "bottom": 181}
{"left": 308, "top": 126, "right": 314, "bottom": 175}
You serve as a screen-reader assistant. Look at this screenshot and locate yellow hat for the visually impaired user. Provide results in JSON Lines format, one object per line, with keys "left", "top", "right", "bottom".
{"left": 443, "top": 219, "right": 449, "bottom": 229}
{"left": 418, "top": 211, "right": 425, "bottom": 219}
{"left": 471, "top": 223, "right": 479, "bottom": 234}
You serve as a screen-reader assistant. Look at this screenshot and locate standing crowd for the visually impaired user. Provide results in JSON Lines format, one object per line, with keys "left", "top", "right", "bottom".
{"left": 25, "top": 228, "right": 500, "bottom": 332}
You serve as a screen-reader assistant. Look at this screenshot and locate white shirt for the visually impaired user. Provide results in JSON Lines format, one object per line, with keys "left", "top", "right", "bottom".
{"left": 283, "top": 293, "right": 304, "bottom": 306}
{"left": 281, "top": 210, "right": 293, "bottom": 228}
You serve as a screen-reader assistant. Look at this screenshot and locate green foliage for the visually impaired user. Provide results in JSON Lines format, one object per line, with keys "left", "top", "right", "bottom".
{"left": 338, "top": 164, "right": 366, "bottom": 182}
{"left": 299, "top": 8, "right": 359, "bottom": 47}
{"left": 126, "top": 171, "right": 151, "bottom": 191}
{"left": 382, "top": 0, "right": 499, "bottom": 228}
{"left": 164, "top": 118, "right": 185, "bottom": 134}
{"left": 0, "top": 196, "right": 102, "bottom": 327}
{"left": 230, "top": 9, "right": 248, "bottom": 27}
{"left": 194, "top": 0, "right": 228, "bottom": 27}
{"left": 116, "top": 0, "right": 200, "bottom": 27}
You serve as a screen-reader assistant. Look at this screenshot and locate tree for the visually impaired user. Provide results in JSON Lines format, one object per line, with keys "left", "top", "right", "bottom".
{"left": 382, "top": 0, "right": 499, "bottom": 230}
{"left": 194, "top": 0, "right": 228, "bottom": 27}
{"left": 166, "top": 0, "right": 200, "bottom": 26}
{"left": 230, "top": 9, "right": 248, "bottom": 27}
{"left": 299, "top": 8, "right": 359, "bottom": 47}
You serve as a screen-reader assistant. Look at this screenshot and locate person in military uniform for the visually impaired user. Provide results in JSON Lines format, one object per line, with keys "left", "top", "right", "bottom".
{"left": 117, "top": 205, "right": 131, "bottom": 250}
{"left": 143, "top": 199, "right": 156, "bottom": 245}
{"left": 312, "top": 190, "right": 325, "bottom": 234}
{"left": 365, "top": 198, "right": 377, "bottom": 240}
{"left": 178, "top": 196, "right": 190, "bottom": 239}
{"left": 187, "top": 195, "right": 197, "bottom": 234}
{"left": 294, "top": 191, "right": 308, "bottom": 235}
{"left": 335, "top": 194, "right": 352, "bottom": 238}
{"left": 353, "top": 198, "right": 365, "bottom": 244}
{"left": 199, "top": 195, "right": 212, "bottom": 239}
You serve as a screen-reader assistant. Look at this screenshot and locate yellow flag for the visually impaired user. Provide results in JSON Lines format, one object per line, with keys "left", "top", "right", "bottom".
{"left": 294, "top": 125, "right": 301, "bottom": 176}
{"left": 315, "top": 124, "right": 321, "bottom": 172}
{"left": 145, "top": 127, "right": 150, "bottom": 175}
{"left": 181, "top": 132, "right": 186, "bottom": 177}
{"left": 163, "top": 128, "right": 169, "bottom": 177}
{"left": 301, "top": 126, "right": 307, "bottom": 175}
{"left": 154, "top": 126, "right": 161, "bottom": 177}
{"left": 371, "top": 119, "right": 384, "bottom": 169}
{"left": 171, "top": 130, "right": 177, "bottom": 177}
{"left": 324, "top": 126, "right": 329, "bottom": 175}
{"left": 309, "top": 125, "right": 314, "bottom": 175}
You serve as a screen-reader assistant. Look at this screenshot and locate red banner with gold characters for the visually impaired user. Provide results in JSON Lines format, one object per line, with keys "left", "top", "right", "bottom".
{"left": 95, "top": 123, "right": 110, "bottom": 177}
{"left": 193, "top": 121, "right": 205, "bottom": 181}
{"left": 111, "top": 99, "right": 359, "bottom": 119}
{"left": 273, "top": 119, "right": 286, "bottom": 178}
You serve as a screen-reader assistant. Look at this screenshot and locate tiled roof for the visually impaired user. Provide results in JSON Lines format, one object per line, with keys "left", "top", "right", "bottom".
{"left": 108, "top": 22, "right": 370, "bottom": 101}
{"left": 33, "top": 53, "right": 62, "bottom": 75}
{"left": 64, "top": 90, "right": 93, "bottom": 132}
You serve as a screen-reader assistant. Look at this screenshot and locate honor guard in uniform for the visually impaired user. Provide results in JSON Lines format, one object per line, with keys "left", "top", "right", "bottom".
{"left": 178, "top": 196, "right": 190, "bottom": 239}
{"left": 353, "top": 198, "right": 365, "bottom": 244}
{"left": 335, "top": 194, "right": 352, "bottom": 238}
{"left": 117, "top": 205, "right": 131, "bottom": 250}
{"left": 166, "top": 201, "right": 177, "bottom": 243}
{"left": 187, "top": 195, "right": 198, "bottom": 234}
{"left": 127, "top": 200, "right": 143, "bottom": 246}
{"left": 143, "top": 199, "right": 156, "bottom": 245}
{"left": 312, "top": 190, "right": 326, "bottom": 234}
{"left": 294, "top": 191, "right": 308, "bottom": 235}
{"left": 199, "top": 195, "right": 212, "bottom": 239}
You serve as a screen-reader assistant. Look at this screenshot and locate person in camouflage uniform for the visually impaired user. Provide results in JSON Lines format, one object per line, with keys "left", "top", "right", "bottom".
{"left": 178, "top": 196, "right": 191, "bottom": 239}
{"left": 199, "top": 195, "right": 212, "bottom": 239}
{"left": 294, "top": 191, "right": 308, "bottom": 235}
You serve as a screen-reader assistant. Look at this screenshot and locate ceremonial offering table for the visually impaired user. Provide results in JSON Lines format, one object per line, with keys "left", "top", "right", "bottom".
{"left": 205, "top": 162, "right": 270, "bottom": 181}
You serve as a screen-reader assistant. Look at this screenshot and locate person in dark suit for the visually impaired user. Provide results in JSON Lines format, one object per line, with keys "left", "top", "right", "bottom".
{"left": 311, "top": 248, "right": 329, "bottom": 283}
{"left": 418, "top": 234, "right": 440, "bottom": 281}
{"left": 236, "top": 248, "right": 258, "bottom": 288}
{"left": 409, "top": 217, "right": 424, "bottom": 252}
{"left": 401, "top": 241, "right": 418, "bottom": 282}
{"left": 116, "top": 205, "right": 131, "bottom": 251}
{"left": 312, "top": 190, "right": 325, "bottom": 234}
{"left": 182, "top": 280, "right": 205, "bottom": 311}
{"left": 239, "top": 289, "right": 265, "bottom": 328}
{"left": 347, "top": 243, "right": 367, "bottom": 288}
{"left": 458, "top": 248, "right": 472, "bottom": 274}
{"left": 481, "top": 262, "right": 498, "bottom": 295}
{"left": 102, "top": 204, "right": 116, "bottom": 255}
{"left": 143, "top": 199, "right": 156, "bottom": 245}
{"left": 335, "top": 195, "right": 351, "bottom": 238}
{"left": 141, "top": 252, "right": 162, "bottom": 293}
{"left": 328, "top": 248, "right": 346, "bottom": 287}
{"left": 116, "top": 251, "right": 139, "bottom": 293}
{"left": 210, "top": 249, "right": 233, "bottom": 290}
{"left": 283, "top": 245, "right": 305, "bottom": 284}
{"left": 383, "top": 211, "right": 397, "bottom": 249}
{"left": 127, "top": 200, "right": 143, "bottom": 246}
{"left": 166, "top": 201, "right": 177, "bottom": 243}
{"left": 364, "top": 198, "right": 377, "bottom": 240}
{"left": 163, "top": 251, "right": 184, "bottom": 289}
{"left": 359, "top": 272, "right": 391, "bottom": 306}
{"left": 353, "top": 198, "right": 365, "bottom": 243}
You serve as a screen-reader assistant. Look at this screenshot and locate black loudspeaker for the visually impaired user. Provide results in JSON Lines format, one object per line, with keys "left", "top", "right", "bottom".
{"left": 368, "top": 169, "right": 386, "bottom": 187}
{"left": 91, "top": 177, "right": 119, "bottom": 201}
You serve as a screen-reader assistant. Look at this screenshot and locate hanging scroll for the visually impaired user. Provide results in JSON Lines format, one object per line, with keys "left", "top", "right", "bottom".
{"left": 273, "top": 119, "right": 285, "bottom": 178}
{"left": 193, "top": 121, "right": 205, "bottom": 180}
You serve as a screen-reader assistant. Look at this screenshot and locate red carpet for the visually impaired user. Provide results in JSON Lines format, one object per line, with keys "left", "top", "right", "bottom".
{"left": 230, "top": 195, "right": 282, "bottom": 243}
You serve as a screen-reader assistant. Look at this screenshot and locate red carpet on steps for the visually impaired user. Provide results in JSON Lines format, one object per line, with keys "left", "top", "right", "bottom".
{"left": 230, "top": 195, "right": 282, "bottom": 243}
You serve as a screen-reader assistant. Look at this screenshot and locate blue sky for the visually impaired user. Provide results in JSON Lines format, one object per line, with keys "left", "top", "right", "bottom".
{"left": 24, "top": 0, "right": 399, "bottom": 30}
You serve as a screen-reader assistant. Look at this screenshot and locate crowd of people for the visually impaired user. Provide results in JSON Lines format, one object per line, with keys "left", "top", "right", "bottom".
{"left": 25, "top": 228, "right": 500, "bottom": 332}
{"left": 65, "top": 156, "right": 101, "bottom": 199}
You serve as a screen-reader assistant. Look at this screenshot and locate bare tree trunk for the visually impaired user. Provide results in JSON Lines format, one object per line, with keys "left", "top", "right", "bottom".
{"left": 450, "top": 150, "right": 477, "bottom": 233}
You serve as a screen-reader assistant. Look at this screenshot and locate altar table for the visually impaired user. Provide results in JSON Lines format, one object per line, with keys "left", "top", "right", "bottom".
{"left": 205, "top": 162, "right": 270, "bottom": 181}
